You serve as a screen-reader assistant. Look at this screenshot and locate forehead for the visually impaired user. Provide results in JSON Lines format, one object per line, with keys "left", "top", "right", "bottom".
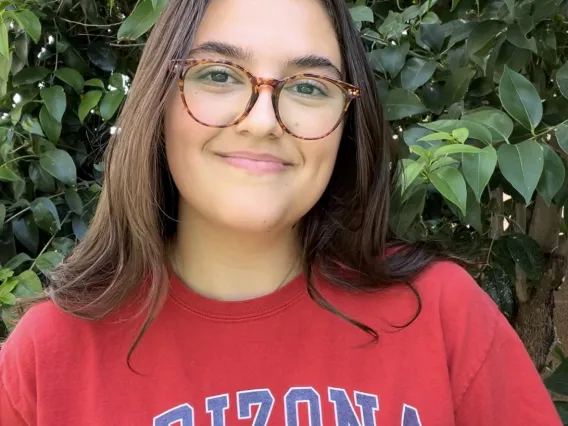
{"left": 193, "top": 0, "right": 342, "bottom": 71}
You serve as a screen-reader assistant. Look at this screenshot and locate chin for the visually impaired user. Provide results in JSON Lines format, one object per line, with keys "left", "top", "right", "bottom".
{"left": 217, "top": 207, "right": 293, "bottom": 233}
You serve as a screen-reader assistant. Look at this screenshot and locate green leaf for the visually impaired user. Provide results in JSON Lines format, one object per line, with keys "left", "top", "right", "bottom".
{"left": 389, "top": 183, "right": 427, "bottom": 237}
{"left": 498, "top": 141, "right": 544, "bottom": 204}
{"left": 84, "top": 78, "right": 105, "bottom": 89}
{"left": 409, "top": 145, "right": 429, "bottom": 158}
{"left": 416, "top": 23, "right": 445, "bottom": 52}
{"left": 39, "top": 105, "right": 62, "bottom": 143}
{"left": 506, "top": 234, "right": 546, "bottom": 281}
{"left": 108, "top": 73, "right": 126, "bottom": 92}
{"left": 12, "top": 180, "right": 25, "bottom": 200}
{"left": 418, "top": 131, "right": 453, "bottom": 142}
{"left": 22, "top": 116, "right": 44, "bottom": 136}
{"left": 349, "top": 6, "right": 374, "bottom": 23}
{"left": 554, "top": 401, "right": 568, "bottom": 423}
{"left": 557, "top": 61, "right": 568, "bottom": 99}
{"left": 499, "top": 66, "right": 542, "bottom": 132}
{"left": 52, "top": 237, "right": 75, "bottom": 255}
{"left": 421, "top": 12, "right": 440, "bottom": 25}
{"left": 430, "top": 157, "right": 459, "bottom": 171}
{"left": 0, "top": 50, "right": 11, "bottom": 82}
{"left": 503, "top": 0, "right": 516, "bottom": 15}
{"left": 54, "top": 68, "right": 85, "bottom": 94}
{"left": 429, "top": 166, "right": 467, "bottom": 215}
{"left": 443, "top": 67, "right": 475, "bottom": 106}
{"left": 556, "top": 123, "right": 568, "bottom": 155}
{"left": 78, "top": 90, "right": 103, "bottom": 123}
{"left": 29, "top": 162, "right": 55, "bottom": 193}
{"left": 65, "top": 188, "right": 83, "bottom": 215}
{"left": 0, "top": 22, "right": 9, "bottom": 59}
{"left": 30, "top": 197, "right": 61, "bottom": 233}
{"left": 401, "top": 158, "right": 426, "bottom": 193}
{"left": 505, "top": 24, "right": 537, "bottom": 53}
{"left": 13, "top": 270, "right": 42, "bottom": 298}
{"left": 462, "top": 108, "right": 514, "bottom": 142}
{"left": 99, "top": 90, "right": 125, "bottom": 121}
{"left": 4, "top": 253, "right": 32, "bottom": 270}
{"left": 72, "top": 216, "right": 88, "bottom": 240}
{"left": 35, "top": 251, "right": 65, "bottom": 277}
{"left": 87, "top": 45, "right": 117, "bottom": 72}
{"left": 451, "top": 0, "right": 461, "bottom": 12}
{"left": 40, "top": 86, "right": 66, "bottom": 122}
{"left": 0, "top": 203, "right": 5, "bottom": 228}
{"left": 374, "top": 43, "right": 409, "bottom": 78}
{"left": 0, "top": 269, "right": 14, "bottom": 282}
{"left": 447, "top": 21, "right": 476, "bottom": 50}
{"left": 0, "top": 292, "right": 16, "bottom": 305}
{"left": 13, "top": 33, "right": 29, "bottom": 64}
{"left": 400, "top": 58, "right": 437, "bottom": 92}
{"left": 536, "top": 144, "right": 565, "bottom": 206}
{"left": 384, "top": 89, "right": 428, "bottom": 121}
{"left": 461, "top": 145, "right": 498, "bottom": 202}
{"left": 9, "top": 10, "right": 41, "bottom": 43}
{"left": 378, "top": 11, "right": 408, "bottom": 40}
{"left": 12, "top": 66, "right": 50, "bottom": 87}
{"left": 40, "top": 149, "right": 77, "bottom": 186}
{"left": 0, "top": 277, "right": 18, "bottom": 297}
{"left": 13, "top": 214, "right": 38, "bottom": 254}
{"left": 465, "top": 20, "right": 507, "bottom": 58}
{"left": 434, "top": 144, "right": 481, "bottom": 157}
{"left": 452, "top": 128, "right": 469, "bottom": 143}
{"left": 0, "top": 165, "right": 22, "bottom": 182}
{"left": 117, "top": 0, "right": 168, "bottom": 40}
{"left": 482, "top": 264, "right": 515, "bottom": 318}
{"left": 421, "top": 120, "right": 492, "bottom": 144}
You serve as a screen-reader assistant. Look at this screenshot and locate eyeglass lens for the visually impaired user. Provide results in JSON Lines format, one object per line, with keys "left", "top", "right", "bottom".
{"left": 183, "top": 62, "right": 347, "bottom": 139}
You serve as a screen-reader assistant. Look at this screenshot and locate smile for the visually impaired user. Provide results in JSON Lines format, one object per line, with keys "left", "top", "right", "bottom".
{"left": 215, "top": 152, "right": 292, "bottom": 173}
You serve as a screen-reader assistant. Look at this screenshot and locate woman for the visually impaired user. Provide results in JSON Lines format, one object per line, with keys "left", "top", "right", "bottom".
{"left": 0, "top": 0, "right": 561, "bottom": 424}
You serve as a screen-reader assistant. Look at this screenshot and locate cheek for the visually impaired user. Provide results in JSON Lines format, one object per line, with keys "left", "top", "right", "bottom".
{"left": 293, "top": 127, "right": 342, "bottom": 207}
{"left": 163, "top": 92, "right": 218, "bottom": 196}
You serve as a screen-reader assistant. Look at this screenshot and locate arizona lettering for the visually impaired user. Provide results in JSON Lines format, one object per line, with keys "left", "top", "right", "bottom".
{"left": 154, "top": 386, "right": 422, "bottom": 426}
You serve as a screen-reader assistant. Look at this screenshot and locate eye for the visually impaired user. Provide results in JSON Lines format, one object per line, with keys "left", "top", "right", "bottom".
{"left": 285, "top": 79, "right": 329, "bottom": 98}
{"left": 191, "top": 65, "right": 245, "bottom": 86}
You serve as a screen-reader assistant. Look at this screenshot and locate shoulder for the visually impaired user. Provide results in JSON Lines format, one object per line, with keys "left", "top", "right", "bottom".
{"left": 2, "top": 301, "right": 68, "bottom": 349}
{"left": 0, "top": 299, "right": 140, "bottom": 371}
{"left": 0, "top": 302, "right": 81, "bottom": 369}
{"left": 0, "top": 301, "right": 79, "bottom": 423}
{"left": 413, "top": 260, "right": 503, "bottom": 339}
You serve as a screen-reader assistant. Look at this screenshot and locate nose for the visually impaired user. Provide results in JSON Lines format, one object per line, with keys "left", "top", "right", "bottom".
{"left": 234, "top": 86, "right": 284, "bottom": 139}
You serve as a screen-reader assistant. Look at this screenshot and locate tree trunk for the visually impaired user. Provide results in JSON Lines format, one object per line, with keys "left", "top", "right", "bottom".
{"left": 515, "top": 255, "right": 565, "bottom": 371}
{"left": 514, "top": 196, "right": 568, "bottom": 371}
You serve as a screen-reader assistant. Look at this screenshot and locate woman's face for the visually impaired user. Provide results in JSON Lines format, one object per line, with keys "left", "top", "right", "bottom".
{"left": 164, "top": 0, "right": 344, "bottom": 233}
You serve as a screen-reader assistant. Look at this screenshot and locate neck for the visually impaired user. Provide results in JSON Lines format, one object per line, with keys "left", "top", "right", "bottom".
{"left": 168, "top": 208, "right": 302, "bottom": 301}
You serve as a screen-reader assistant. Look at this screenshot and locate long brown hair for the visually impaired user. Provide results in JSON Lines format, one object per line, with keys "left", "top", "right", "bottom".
{"left": 21, "top": 0, "right": 441, "bottom": 353}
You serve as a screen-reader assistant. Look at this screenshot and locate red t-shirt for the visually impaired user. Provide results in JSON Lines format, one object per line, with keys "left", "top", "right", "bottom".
{"left": 0, "top": 261, "right": 561, "bottom": 425}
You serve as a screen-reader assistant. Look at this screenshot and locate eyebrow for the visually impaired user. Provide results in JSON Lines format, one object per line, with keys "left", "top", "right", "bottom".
{"left": 188, "top": 41, "right": 343, "bottom": 79}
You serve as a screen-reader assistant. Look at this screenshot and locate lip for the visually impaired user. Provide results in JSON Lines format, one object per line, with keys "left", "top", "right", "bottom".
{"left": 215, "top": 151, "right": 292, "bottom": 173}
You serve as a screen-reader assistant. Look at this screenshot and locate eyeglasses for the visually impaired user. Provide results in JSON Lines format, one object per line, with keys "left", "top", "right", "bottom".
{"left": 169, "top": 59, "right": 360, "bottom": 140}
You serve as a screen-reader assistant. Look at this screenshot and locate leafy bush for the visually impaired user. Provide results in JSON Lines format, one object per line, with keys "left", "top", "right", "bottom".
{"left": 1, "top": 0, "right": 568, "bottom": 419}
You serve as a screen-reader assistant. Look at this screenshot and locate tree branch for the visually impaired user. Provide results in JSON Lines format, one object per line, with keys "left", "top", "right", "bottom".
{"left": 490, "top": 188, "right": 504, "bottom": 240}
{"left": 528, "top": 195, "right": 561, "bottom": 253}
{"left": 515, "top": 203, "right": 529, "bottom": 303}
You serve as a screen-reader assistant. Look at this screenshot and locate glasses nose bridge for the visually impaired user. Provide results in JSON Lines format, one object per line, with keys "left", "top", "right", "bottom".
{"left": 252, "top": 76, "right": 281, "bottom": 91}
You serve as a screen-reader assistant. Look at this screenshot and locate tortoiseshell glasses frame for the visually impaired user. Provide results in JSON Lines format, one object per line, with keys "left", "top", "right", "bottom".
{"left": 169, "top": 59, "right": 361, "bottom": 141}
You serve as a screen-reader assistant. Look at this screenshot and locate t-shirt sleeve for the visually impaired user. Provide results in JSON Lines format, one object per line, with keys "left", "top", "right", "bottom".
{"left": 454, "top": 316, "right": 562, "bottom": 426}
{"left": 0, "top": 372, "right": 28, "bottom": 425}
{"left": 433, "top": 262, "right": 562, "bottom": 426}
{"left": 0, "top": 303, "right": 44, "bottom": 426}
